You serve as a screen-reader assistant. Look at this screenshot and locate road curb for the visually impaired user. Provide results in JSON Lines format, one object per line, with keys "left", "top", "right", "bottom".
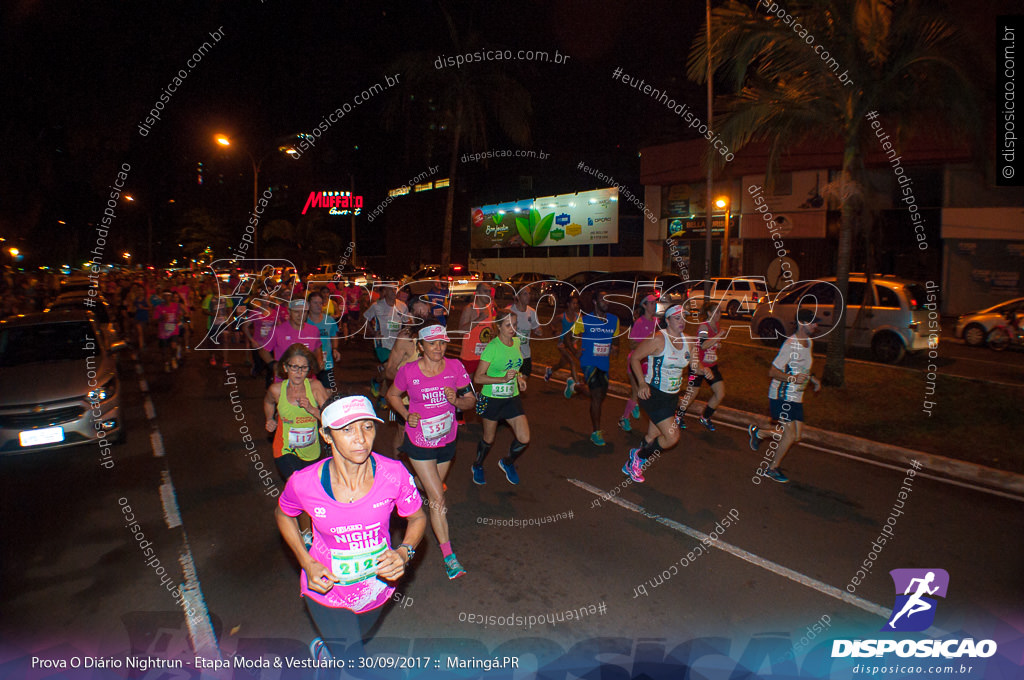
{"left": 546, "top": 365, "right": 1024, "bottom": 498}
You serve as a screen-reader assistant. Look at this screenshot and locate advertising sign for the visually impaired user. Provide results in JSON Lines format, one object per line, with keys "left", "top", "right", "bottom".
{"left": 470, "top": 187, "right": 619, "bottom": 249}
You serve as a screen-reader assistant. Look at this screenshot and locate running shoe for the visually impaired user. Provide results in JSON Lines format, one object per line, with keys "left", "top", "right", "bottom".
{"left": 222, "top": 361, "right": 231, "bottom": 368}
{"left": 498, "top": 457, "right": 520, "bottom": 485}
{"left": 564, "top": 378, "right": 575, "bottom": 399}
{"left": 618, "top": 417, "right": 632, "bottom": 432}
{"left": 176, "top": 346, "right": 183, "bottom": 360}
{"left": 370, "top": 378, "right": 381, "bottom": 397}
{"left": 444, "top": 554, "right": 467, "bottom": 580}
{"left": 309, "top": 637, "right": 331, "bottom": 661}
{"left": 764, "top": 467, "right": 789, "bottom": 483}
{"left": 748, "top": 424, "right": 761, "bottom": 451}
{"left": 621, "top": 448, "right": 645, "bottom": 483}
{"left": 632, "top": 404, "right": 640, "bottom": 419}
{"left": 699, "top": 416, "right": 716, "bottom": 432}
{"left": 544, "top": 366, "right": 553, "bottom": 382}
{"left": 302, "top": 529, "right": 313, "bottom": 551}
{"left": 675, "top": 410, "right": 687, "bottom": 429}
{"left": 377, "top": 396, "right": 388, "bottom": 411}
{"left": 170, "top": 358, "right": 178, "bottom": 371}
{"left": 471, "top": 463, "right": 486, "bottom": 486}
{"left": 209, "top": 357, "right": 217, "bottom": 367}
{"left": 590, "top": 430, "right": 607, "bottom": 447}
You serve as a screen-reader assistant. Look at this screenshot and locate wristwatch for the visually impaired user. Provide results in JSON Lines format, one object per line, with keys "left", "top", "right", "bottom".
{"left": 399, "top": 543, "right": 416, "bottom": 564}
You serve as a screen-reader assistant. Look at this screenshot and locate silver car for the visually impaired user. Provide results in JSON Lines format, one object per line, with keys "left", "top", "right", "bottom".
{"left": 749, "top": 275, "right": 932, "bottom": 363}
{"left": 0, "top": 310, "right": 125, "bottom": 454}
{"left": 954, "top": 297, "right": 1024, "bottom": 347}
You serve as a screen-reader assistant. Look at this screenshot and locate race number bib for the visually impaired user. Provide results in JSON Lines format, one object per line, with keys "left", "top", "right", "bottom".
{"left": 330, "top": 541, "right": 387, "bottom": 585}
{"left": 593, "top": 342, "right": 611, "bottom": 357}
{"left": 519, "top": 335, "right": 530, "bottom": 348}
{"left": 162, "top": 321, "right": 177, "bottom": 334}
{"left": 287, "top": 427, "right": 315, "bottom": 448}
{"left": 474, "top": 342, "right": 488, "bottom": 356}
{"left": 386, "top": 320, "right": 402, "bottom": 333}
{"left": 259, "top": 324, "right": 272, "bottom": 339}
{"left": 492, "top": 382, "right": 515, "bottom": 397}
{"left": 419, "top": 411, "right": 454, "bottom": 440}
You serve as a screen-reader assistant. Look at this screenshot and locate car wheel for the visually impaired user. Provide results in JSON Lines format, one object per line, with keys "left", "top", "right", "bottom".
{"left": 961, "top": 323, "right": 987, "bottom": 347}
{"left": 987, "top": 327, "right": 1011, "bottom": 351}
{"left": 871, "top": 332, "right": 906, "bottom": 363}
{"left": 726, "top": 300, "right": 740, "bottom": 318}
{"left": 758, "top": 319, "right": 785, "bottom": 347}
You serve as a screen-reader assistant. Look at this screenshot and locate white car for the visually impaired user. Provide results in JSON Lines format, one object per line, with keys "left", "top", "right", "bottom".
{"left": 750, "top": 275, "right": 932, "bottom": 363}
{"left": 686, "top": 277, "right": 770, "bottom": 318}
{"left": 954, "top": 297, "right": 1024, "bottom": 347}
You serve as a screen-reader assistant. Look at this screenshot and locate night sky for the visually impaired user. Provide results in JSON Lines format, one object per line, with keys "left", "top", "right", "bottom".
{"left": 0, "top": 0, "right": 1012, "bottom": 267}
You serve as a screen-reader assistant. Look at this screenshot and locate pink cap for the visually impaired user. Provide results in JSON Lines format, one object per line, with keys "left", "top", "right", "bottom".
{"left": 643, "top": 294, "right": 659, "bottom": 304}
{"left": 664, "top": 304, "right": 685, "bottom": 319}
{"left": 418, "top": 324, "right": 449, "bottom": 342}
{"left": 321, "top": 396, "right": 384, "bottom": 429}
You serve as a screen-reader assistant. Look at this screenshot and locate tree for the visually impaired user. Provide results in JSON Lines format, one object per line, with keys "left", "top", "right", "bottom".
{"left": 385, "top": 1, "right": 532, "bottom": 268}
{"left": 176, "top": 208, "right": 231, "bottom": 261}
{"left": 688, "top": 0, "right": 979, "bottom": 386}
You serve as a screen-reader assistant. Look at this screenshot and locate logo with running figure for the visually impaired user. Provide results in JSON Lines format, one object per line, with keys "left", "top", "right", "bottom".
{"left": 883, "top": 568, "right": 949, "bottom": 631}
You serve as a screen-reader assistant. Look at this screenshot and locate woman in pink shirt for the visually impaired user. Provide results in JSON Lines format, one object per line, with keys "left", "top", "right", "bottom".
{"left": 620, "top": 295, "right": 660, "bottom": 432}
{"left": 277, "top": 394, "right": 426, "bottom": 663}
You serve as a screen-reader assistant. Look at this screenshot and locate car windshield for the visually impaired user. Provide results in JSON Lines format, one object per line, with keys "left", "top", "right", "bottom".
{"left": 0, "top": 321, "right": 96, "bottom": 367}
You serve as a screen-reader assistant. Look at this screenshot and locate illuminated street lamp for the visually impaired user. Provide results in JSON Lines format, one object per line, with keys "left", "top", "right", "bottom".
{"left": 714, "top": 196, "right": 732, "bottom": 277}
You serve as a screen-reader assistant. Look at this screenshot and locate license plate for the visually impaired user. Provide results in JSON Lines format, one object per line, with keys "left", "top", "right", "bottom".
{"left": 19, "top": 426, "right": 65, "bottom": 447}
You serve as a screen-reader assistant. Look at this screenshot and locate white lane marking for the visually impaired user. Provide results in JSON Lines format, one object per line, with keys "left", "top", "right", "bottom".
{"left": 159, "top": 470, "right": 182, "bottom": 529}
{"left": 144, "top": 397, "right": 156, "bottom": 421}
{"left": 179, "top": 537, "right": 221, "bottom": 659}
{"left": 150, "top": 431, "right": 165, "bottom": 458}
{"left": 567, "top": 477, "right": 893, "bottom": 620}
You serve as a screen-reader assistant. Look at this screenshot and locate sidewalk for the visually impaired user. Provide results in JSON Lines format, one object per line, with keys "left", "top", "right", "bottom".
{"left": 541, "top": 363, "right": 1024, "bottom": 499}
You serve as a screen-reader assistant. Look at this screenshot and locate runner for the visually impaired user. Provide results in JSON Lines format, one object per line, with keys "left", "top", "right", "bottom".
{"left": 128, "top": 283, "right": 150, "bottom": 351}
{"left": 678, "top": 301, "right": 728, "bottom": 431}
{"left": 471, "top": 309, "right": 529, "bottom": 486}
{"left": 458, "top": 282, "right": 497, "bottom": 379}
{"left": 259, "top": 299, "right": 323, "bottom": 380}
{"left": 305, "top": 291, "right": 340, "bottom": 391}
{"left": 509, "top": 287, "right": 542, "bottom": 381}
{"left": 276, "top": 393, "right": 426, "bottom": 663}
{"left": 573, "top": 291, "right": 621, "bottom": 447}
{"left": 208, "top": 294, "right": 234, "bottom": 367}
{"left": 265, "top": 343, "right": 330, "bottom": 480}
{"left": 363, "top": 285, "right": 408, "bottom": 407}
{"left": 748, "top": 309, "right": 822, "bottom": 483}
{"left": 620, "top": 294, "right": 660, "bottom": 432}
{"left": 152, "top": 289, "right": 183, "bottom": 373}
{"left": 381, "top": 298, "right": 431, "bottom": 450}
{"left": 340, "top": 277, "right": 364, "bottom": 342}
{"left": 425, "top": 280, "right": 450, "bottom": 327}
{"left": 386, "top": 324, "right": 476, "bottom": 579}
{"left": 544, "top": 293, "right": 582, "bottom": 398}
{"left": 622, "top": 304, "right": 697, "bottom": 483}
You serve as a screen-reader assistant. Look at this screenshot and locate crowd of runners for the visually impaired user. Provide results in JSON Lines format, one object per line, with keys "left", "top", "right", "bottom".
{"left": 11, "top": 266, "right": 822, "bottom": 663}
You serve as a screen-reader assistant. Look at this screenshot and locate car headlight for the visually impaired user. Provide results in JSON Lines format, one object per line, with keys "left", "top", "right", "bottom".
{"left": 88, "top": 378, "right": 118, "bottom": 403}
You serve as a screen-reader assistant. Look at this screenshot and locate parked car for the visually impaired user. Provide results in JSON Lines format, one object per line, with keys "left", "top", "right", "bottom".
{"left": 47, "top": 292, "right": 123, "bottom": 349}
{"left": 954, "top": 297, "right": 1024, "bottom": 347}
{"left": 750, "top": 274, "right": 932, "bottom": 363}
{"left": 0, "top": 309, "right": 126, "bottom": 453}
{"left": 685, "top": 276, "right": 770, "bottom": 318}
{"left": 59, "top": 275, "right": 95, "bottom": 294}
{"left": 545, "top": 270, "right": 609, "bottom": 305}
{"left": 503, "top": 272, "right": 557, "bottom": 301}
{"left": 401, "top": 264, "right": 481, "bottom": 297}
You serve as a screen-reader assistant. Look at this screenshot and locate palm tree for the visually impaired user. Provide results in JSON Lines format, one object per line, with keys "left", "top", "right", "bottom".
{"left": 385, "top": 2, "right": 532, "bottom": 269}
{"left": 688, "top": 0, "right": 980, "bottom": 386}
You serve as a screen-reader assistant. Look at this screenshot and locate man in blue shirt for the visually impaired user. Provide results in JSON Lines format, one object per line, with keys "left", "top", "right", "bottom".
{"left": 573, "top": 291, "right": 621, "bottom": 446}
{"left": 304, "top": 290, "right": 340, "bottom": 391}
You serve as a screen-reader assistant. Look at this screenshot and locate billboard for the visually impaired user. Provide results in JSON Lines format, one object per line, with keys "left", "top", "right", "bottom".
{"left": 470, "top": 187, "right": 619, "bottom": 249}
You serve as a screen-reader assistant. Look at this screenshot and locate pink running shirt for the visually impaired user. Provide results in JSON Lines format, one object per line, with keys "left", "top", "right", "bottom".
{"left": 393, "top": 358, "right": 471, "bottom": 448}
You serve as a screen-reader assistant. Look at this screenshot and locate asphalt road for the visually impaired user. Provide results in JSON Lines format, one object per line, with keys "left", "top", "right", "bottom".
{"left": 2, "top": 338, "right": 1022, "bottom": 679}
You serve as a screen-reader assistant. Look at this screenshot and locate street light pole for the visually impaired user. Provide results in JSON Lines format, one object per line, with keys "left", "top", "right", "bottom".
{"left": 704, "top": 0, "right": 714, "bottom": 295}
